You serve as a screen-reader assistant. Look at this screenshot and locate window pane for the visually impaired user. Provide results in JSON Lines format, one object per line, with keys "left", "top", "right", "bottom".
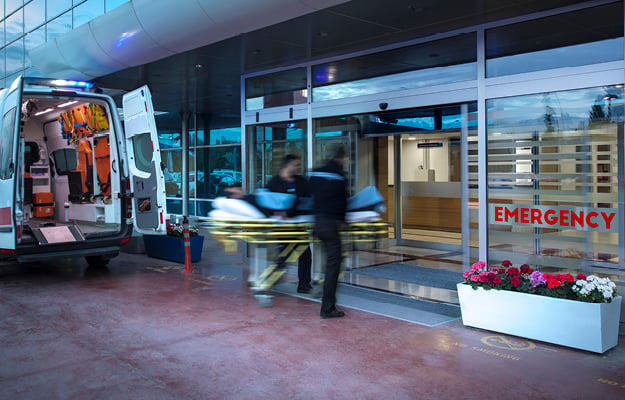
{"left": 313, "top": 34, "right": 476, "bottom": 101}
{"left": 6, "top": 39, "right": 24, "bottom": 75}
{"left": 163, "top": 149, "right": 182, "bottom": 196}
{"left": 245, "top": 68, "right": 307, "bottom": 110}
{"left": 74, "top": 0, "right": 104, "bottom": 29}
{"left": 25, "top": 27, "right": 45, "bottom": 68}
{"left": 47, "top": 12, "right": 72, "bottom": 41}
{"left": 5, "top": 0, "right": 23, "bottom": 15}
{"left": 199, "top": 146, "right": 242, "bottom": 198}
{"left": 131, "top": 133, "right": 153, "bottom": 173}
{"left": 486, "top": 3, "right": 624, "bottom": 77}
{"left": 48, "top": 0, "right": 72, "bottom": 20}
{"left": 105, "top": 0, "right": 130, "bottom": 12}
{"left": 208, "top": 127, "right": 241, "bottom": 145}
{"left": 5, "top": 8, "right": 24, "bottom": 44}
{"left": 487, "top": 85, "right": 623, "bottom": 269}
{"left": 24, "top": 0, "right": 45, "bottom": 32}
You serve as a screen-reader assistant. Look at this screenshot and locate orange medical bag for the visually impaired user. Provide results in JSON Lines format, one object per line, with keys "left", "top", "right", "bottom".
{"left": 33, "top": 192, "right": 54, "bottom": 218}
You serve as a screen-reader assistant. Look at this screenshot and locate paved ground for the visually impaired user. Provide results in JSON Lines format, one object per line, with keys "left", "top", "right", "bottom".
{"left": 1, "top": 238, "right": 624, "bottom": 400}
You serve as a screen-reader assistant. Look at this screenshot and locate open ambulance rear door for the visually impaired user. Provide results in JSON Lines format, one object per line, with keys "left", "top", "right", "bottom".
{"left": 122, "top": 85, "right": 167, "bottom": 235}
{"left": 0, "top": 76, "right": 23, "bottom": 253}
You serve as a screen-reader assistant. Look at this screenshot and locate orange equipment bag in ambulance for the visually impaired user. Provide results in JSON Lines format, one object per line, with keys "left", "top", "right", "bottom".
{"left": 33, "top": 192, "right": 54, "bottom": 218}
{"left": 94, "top": 136, "right": 111, "bottom": 196}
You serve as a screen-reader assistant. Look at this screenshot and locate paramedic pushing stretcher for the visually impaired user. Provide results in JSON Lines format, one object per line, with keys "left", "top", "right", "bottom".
{"left": 266, "top": 154, "right": 313, "bottom": 293}
{"left": 309, "top": 145, "right": 348, "bottom": 319}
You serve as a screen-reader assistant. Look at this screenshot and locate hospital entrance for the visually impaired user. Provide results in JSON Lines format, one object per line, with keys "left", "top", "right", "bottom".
{"left": 340, "top": 104, "right": 476, "bottom": 306}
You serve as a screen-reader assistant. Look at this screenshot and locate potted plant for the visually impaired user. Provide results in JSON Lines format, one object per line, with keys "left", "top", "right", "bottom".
{"left": 457, "top": 261, "right": 621, "bottom": 353}
{"left": 143, "top": 221, "right": 204, "bottom": 263}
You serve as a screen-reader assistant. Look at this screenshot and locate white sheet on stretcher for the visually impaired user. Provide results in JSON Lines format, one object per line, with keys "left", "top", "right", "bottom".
{"left": 206, "top": 209, "right": 379, "bottom": 224}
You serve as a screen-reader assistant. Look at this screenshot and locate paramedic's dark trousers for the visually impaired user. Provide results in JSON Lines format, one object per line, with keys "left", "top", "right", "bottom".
{"left": 315, "top": 216, "right": 343, "bottom": 314}
{"left": 275, "top": 244, "right": 312, "bottom": 290}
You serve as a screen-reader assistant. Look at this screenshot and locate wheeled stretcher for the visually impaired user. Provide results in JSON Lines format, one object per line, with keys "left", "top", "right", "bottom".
{"left": 203, "top": 212, "right": 388, "bottom": 306}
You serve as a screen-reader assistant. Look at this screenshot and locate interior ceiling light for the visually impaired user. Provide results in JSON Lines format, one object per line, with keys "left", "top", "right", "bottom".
{"left": 195, "top": 64, "right": 204, "bottom": 68}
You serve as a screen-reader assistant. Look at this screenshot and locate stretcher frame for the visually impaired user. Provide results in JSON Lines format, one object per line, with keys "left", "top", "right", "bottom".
{"left": 203, "top": 217, "right": 388, "bottom": 303}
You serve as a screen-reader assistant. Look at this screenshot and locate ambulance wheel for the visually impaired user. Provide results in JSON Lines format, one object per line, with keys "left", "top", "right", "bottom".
{"left": 85, "top": 255, "right": 111, "bottom": 267}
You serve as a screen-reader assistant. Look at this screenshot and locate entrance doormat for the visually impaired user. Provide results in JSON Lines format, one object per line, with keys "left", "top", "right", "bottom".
{"left": 349, "top": 263, "right": 463, "bottom": 290}
{"left": 272, "top": 282, "right": 461, "bottom": 327}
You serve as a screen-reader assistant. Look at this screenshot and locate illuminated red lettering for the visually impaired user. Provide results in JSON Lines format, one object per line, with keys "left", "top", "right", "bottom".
{"left": 544, "top": 210, "right": 557, "bottom": 225}
{"left": 494, "top": 206, "right": 504, "bottom": 222}
{"left": 531, "top": 209, "right": 542, "bottom": 224}
{"left": 504, "top": 207, "right": 519, "bottom": 223}
{"left": 520, "top": 208, "right": 530, "bottom": 224}
{"left": 585, "top": 212, "right": 599, "bottom": 228}
{"left": 571, "top": 211, "right": 584, "bottom": 227}
{"left": 560, "top": 209, "right": 570, "bottom": 226}
{"left": 602, "top": 212, "right": 616, "bottom": 230}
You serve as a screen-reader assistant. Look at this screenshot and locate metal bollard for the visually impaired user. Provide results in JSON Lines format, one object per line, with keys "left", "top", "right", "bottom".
{"left": 182, "top": 216, "right": 194, "bottom": 273}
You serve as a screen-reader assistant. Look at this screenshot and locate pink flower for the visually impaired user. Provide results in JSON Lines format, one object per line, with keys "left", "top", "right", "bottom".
{"left": 463, "top": 271, "right": 470, "bottom": 279}
{"left": 471, "top": 261, "right": 487, "bottom": 273}
{"left": 470, "top": 274, "right": 479, "bottom": 282}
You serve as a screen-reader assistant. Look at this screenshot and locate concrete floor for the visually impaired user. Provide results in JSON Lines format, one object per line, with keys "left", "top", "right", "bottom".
{"left": 1, "top": 238, "right": 624, "bottom": 400}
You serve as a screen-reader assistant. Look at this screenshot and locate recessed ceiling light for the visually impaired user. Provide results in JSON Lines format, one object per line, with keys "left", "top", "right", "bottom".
{"left": 195, "top": 64, "right": 204, "bottom": 68}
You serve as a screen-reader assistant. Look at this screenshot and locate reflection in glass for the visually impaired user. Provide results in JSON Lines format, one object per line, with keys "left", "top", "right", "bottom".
{"left": 486, "top": 3, "right": 623, "bottom": 77}
{"left": 6, "top": 39, "right": 24, "bottom": 76}
{"left": 208, "top": 127, "right": 241, "bottom": 145}
{"left": 73, "top": 0, "right": 104, "bottom": 29}
{"left": 47, "top": 0, "right": 72, "bottom": 19}
{"left": 5, "top": 9, "right": 24, "bottom": 44}
{"left": 313, "top": 34, "right": 476, "bottom": 102}
{"left": 105, "top": 0, "right": 130, "bottom": 12}
{"left": 24, "top": 0, "right": 45, "bottom": 32}
{"left": 249, "top": 121, "right": 307, "bottom": 190}
{"left": 47, "top": 12, "right": 72, "bottom": 41}
{"left": 245, "top": 68, "right": 307, "bottom": 110}
{"left": 487, "top": 85, "right": 623, "bottom": 269}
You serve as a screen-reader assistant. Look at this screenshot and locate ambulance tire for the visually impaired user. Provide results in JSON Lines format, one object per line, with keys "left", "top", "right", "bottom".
{"left": 85, "top": 255, "right": 112, "bottom": 267}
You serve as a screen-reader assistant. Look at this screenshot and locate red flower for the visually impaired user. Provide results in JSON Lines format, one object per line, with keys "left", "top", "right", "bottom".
{"left": 547, "top": 278, "right": 561, "bottom": 289}
{"left": 576, "top": 273, "right": 587, "bottom": 281}
{"left": 520, "top": 264, "right": 533, "bottom": 274}
{"left": 510, "top": 275, "right": 522, "bottom": 288}
{"left": 502, "top": 260, "right": 512, "bottom": 267}
{"left": 492, "top": 275, "right": 502, "bottom": 285}
{"left": 507, "top": 267, "right": 519, "bottom": 276}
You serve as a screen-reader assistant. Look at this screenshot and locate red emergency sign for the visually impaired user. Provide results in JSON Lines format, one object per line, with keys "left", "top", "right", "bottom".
{"left": 490, "top": 204, "right": 618, "bottom": 232}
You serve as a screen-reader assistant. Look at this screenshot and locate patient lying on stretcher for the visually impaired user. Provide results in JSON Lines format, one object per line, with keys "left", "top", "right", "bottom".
{"left": 209, "top": 186, "right": 385, "bottom": 223}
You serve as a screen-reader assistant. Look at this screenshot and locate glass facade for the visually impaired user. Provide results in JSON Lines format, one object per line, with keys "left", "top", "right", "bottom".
{"left": 157, "top": 113, "right": 242, "bottom": 217}
{"left": 486, "top": 2, "right": 624, "bottom": 77}
{"left": 243, "top": 1, "right": 625, "bottom": 279}
{"left": 487, "top": 86, "right": 623, "bottom": 269}
{"left": 0, "top": 0, "right": 128, "bottom": 87}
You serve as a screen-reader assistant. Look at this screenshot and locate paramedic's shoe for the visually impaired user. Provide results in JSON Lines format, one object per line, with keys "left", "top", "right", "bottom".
{"left": 320, "top": 308, "right": 345, "bottom": 319}
{"left": 297, "top": 285, "right": 313, "bottom": 294}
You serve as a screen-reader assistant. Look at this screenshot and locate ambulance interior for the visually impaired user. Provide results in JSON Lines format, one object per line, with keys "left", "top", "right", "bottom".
{"left": 19, "top": 96, "right": 122, "bottom": 245}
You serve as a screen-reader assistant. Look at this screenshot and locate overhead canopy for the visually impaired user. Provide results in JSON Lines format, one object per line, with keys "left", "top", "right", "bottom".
{"left": 29, "top": 0, "right": 348, "bottom": 79}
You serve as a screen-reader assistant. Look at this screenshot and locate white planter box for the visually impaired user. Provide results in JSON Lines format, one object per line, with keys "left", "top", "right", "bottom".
{"left": 457, "top": 283, "right": 622, "bottom": 353}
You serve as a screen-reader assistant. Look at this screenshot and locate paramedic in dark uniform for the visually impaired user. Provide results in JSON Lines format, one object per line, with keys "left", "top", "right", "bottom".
{"left": 309, "top": 145, "right": 348, "bottom": 319}
{"left": 266, "top": 154, "right": 313, "bottom": 293}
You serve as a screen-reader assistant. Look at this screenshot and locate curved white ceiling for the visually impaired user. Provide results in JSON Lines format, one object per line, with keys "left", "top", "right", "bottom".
{"left": 29, "top": 0, "right": 348, "bottom": 79}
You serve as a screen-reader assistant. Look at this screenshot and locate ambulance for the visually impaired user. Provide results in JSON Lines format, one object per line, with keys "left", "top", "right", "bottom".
{"left": 0, "top": 76, "right": 167, "bottom": 266}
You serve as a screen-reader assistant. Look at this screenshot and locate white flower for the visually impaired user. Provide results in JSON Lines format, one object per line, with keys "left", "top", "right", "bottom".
{"left": 572, "top": 275, "right": 616, "bottom": 301}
